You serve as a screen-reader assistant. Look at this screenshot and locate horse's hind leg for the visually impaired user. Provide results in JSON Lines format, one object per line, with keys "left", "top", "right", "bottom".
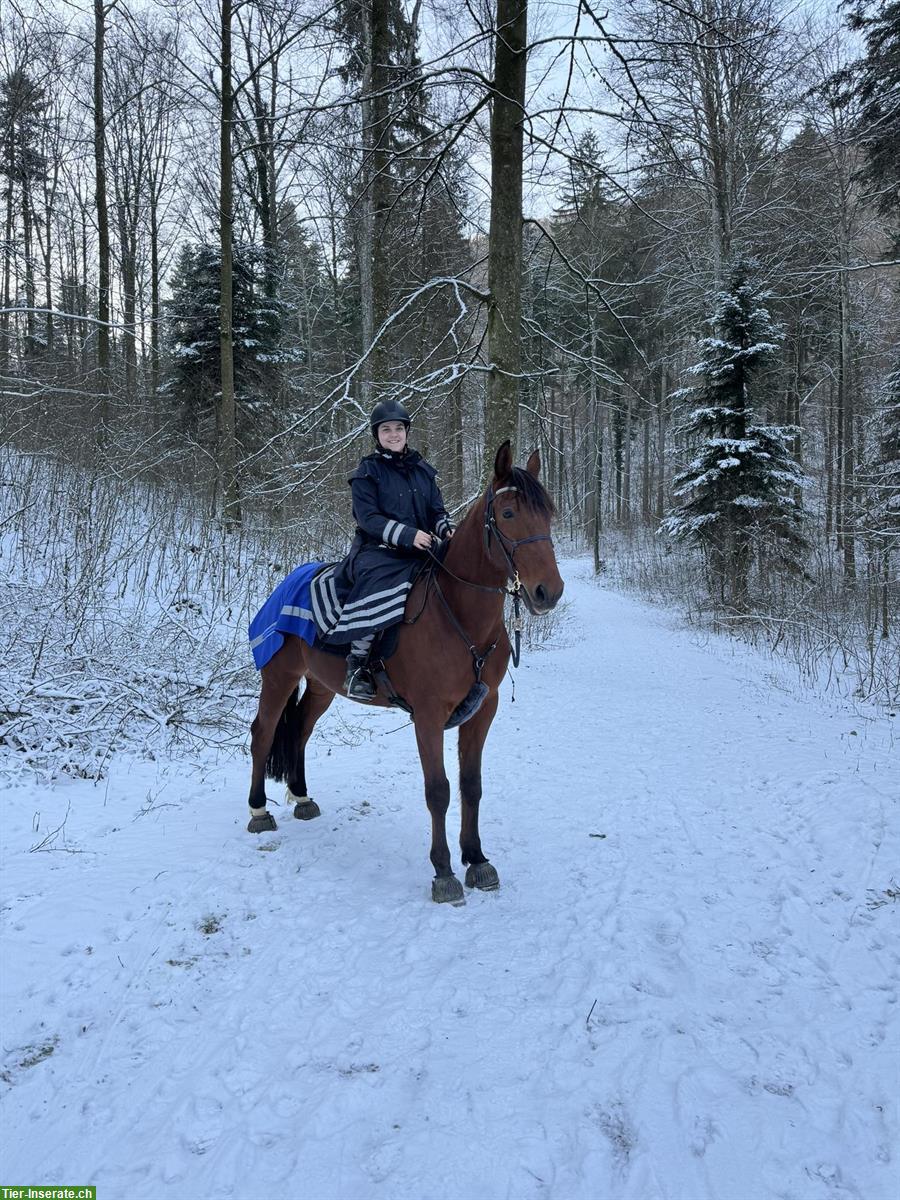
{"left": 248, "top": 647, "right": 306, "bottom": 832}
{"left": 458, "top": 689, "right": 500, "bottom": 890}
{"left": 286, "top": 676, "right": 335, "bottom": 820}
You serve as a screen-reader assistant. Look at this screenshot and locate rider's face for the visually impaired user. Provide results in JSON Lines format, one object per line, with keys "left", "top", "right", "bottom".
{"left": 377, "top": 421, "right": 408, "bottom": 452}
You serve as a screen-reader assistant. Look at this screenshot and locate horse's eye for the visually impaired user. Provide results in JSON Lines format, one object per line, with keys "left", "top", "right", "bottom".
{"left": 502, "top": 508, "right": 515, "bottom": 519}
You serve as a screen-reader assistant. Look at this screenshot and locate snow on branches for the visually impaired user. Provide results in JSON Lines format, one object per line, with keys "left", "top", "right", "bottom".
{"left": 662, "top": 258, "right": 808, "bottom": 609}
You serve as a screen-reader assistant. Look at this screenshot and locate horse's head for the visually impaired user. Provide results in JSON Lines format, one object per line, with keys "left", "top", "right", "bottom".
{"left": 486, "top": 441, "right": 564, "bottom": 615}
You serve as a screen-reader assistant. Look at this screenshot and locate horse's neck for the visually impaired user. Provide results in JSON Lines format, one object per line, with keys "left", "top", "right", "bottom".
{"left": 436, "top": 506, "right": 507, "bottom": 640}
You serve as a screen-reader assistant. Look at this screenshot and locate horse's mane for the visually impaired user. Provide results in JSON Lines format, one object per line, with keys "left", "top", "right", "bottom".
{"left": 504, "top": 467, "right": 557, "bottom": 519}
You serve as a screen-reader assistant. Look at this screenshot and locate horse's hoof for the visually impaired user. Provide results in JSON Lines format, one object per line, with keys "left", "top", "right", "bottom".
{"left": 432, "top": 875, "right": 465, "bottom": 905}
{"left": 247, "top": 811, "right": 277, "bottom": 833}
{"left": 465, "top": 862, "right": 500, "bottom": 891}
{"left": 293, "top": 800, "right": 321, "bottom": 821}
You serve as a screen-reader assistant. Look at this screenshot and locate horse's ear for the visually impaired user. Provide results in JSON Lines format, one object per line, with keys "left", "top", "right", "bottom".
{"left": 493, "top": 440, "right": 513, "bottom": 482}
{"left": 525, "top": 448, "right": 541, "bottom": 478}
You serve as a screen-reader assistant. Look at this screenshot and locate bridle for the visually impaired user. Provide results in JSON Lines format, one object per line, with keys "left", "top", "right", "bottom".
{"left": 420, "top": 482, "right": 554, "bottom": 673}
{"left": 483, "top": 484, "right": 554, "bottom": 582}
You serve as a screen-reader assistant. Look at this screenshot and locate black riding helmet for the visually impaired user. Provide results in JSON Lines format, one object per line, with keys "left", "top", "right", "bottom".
{"left": 370, "top": 400, "right": 411, "bottom": 439}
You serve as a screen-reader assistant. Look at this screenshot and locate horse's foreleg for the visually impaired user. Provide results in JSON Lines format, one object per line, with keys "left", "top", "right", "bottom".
{"left": 248, "top": 663, "right": 304, "bottom": 832}
{"left": 285, "top": 676, "right": 335, "bottom": 820}
{"left": 458, "top": 689, "right": 500, "bottom": 891}
{"left": 414, "top": 712, "right": 464, "bottom": 905}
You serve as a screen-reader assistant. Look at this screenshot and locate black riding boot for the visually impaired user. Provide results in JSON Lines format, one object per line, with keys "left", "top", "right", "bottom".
{"left": 345, "top": 654, "right": 376, "bottom": 700}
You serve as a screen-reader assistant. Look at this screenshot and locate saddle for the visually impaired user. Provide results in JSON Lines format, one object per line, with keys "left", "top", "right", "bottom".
{"left": 312, "top": 560, "right": 488, "bottom": 730}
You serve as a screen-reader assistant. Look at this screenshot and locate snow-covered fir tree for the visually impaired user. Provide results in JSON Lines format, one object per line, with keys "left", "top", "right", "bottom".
{"left": 164, "top": 241, "right": 299, "bottom": 449}
{"left": 662, "top": 258, "right": 807, "bottom": 609}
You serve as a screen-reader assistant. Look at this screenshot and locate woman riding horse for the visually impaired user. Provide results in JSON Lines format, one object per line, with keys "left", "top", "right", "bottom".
{"left": 323, "top": 400, "right": 454, "bottom": 699}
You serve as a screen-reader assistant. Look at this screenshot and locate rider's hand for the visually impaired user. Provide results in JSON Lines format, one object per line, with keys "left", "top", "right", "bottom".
{"left": 413, "top": 530, "right": 434, "bottom": 551}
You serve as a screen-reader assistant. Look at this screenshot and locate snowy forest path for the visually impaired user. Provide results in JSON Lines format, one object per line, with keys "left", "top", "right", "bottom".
{"left": 1, "top": 560, "right": 897, "bottom": 1200}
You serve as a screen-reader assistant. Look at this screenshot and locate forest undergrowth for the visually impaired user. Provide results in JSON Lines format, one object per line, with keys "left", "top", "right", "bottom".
{"left": 0, "top": 449, "right": 325, "bottom": 781}
{"left": 601, "top": 528, "right": 900, "bottom": 709}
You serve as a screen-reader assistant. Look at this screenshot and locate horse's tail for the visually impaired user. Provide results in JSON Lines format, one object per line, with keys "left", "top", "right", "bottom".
{"left": 265, "top": 685, "right": 302, "bottom": 782}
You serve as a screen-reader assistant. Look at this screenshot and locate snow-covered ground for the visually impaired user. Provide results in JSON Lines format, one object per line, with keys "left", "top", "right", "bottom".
{"left": 2, "top": 560, "right": 898, "bottom": 1200}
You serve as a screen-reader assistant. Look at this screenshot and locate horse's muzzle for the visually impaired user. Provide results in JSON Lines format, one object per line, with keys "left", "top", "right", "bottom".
{"left": 525, "top": 581, "right": 564, "bottom": 615}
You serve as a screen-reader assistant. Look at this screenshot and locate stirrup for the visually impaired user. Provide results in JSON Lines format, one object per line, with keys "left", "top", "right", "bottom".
{"left": 345, "top": 658, "right": 376, "bottom": 700}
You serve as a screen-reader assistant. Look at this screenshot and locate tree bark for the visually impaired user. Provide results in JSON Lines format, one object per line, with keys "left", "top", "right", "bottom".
{"left": 641, "top": 407, "right": 651, "bottom": 522}
{"left": 613, "top": 401, "right": 624, "bottom": 523}
{"left": 41, "top": 179, "right": 55, "bottom": 355}
{"left": 149, "top": 194, "right": 160, "bottom": 400}
{"left": 485, "top": 0, "right": 527, "bottom": 462}
{"left": 20, "top": 162, "right": 35, "bottom": 353}
{"left": 1, "top": 131, "right": 12, "bottom": 372}
{"left": 219, "top": 0, "right": 240, "bottom": 521}
{"left": 623, "top": 393, "right": 632, "bottom": 524}
{"left": 839, "top": 262, "right": 856, "bottom": 578}
{"left": 656, "top": 367, "right": 667, "bottom": 520}
{"left": 94, "top": 0, "right": 111, "bottom": 435}
{"left": 116, "top": 196, "right": 137, "bottom": 407}
{"left": 360, "top": 0, "right": 391, "bottom": 397}
{"left": 591, "top": 339, "right": 603, "bottom": 573}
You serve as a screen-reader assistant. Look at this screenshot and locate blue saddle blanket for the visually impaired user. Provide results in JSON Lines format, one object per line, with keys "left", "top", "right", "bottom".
{"left": 249, "top": 562, "right": 325, "bottom": 670}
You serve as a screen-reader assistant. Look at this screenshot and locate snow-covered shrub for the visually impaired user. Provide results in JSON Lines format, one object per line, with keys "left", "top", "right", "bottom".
{"left": 0, "top": 449, "right": 321, "bottom": 781}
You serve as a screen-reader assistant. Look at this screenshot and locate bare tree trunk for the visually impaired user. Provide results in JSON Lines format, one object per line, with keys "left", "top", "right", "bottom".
{"left": 613, "top": 401, "right": 623, "bottom": 523}
{"left": 80, "top": 205, "right": 90, "bottom": 381}
{"left": 239, "top": 24, "right": 279, "bottom": 301}
{"left": 450, "top": 380, "right": 464, "bottom": 502}
{"left": 692, "top": 4, "right": 732, "bottom": 278}
{"left": 219, "top": 0, "right": 240, "bottom": 521}
{"left": 359, "top": 0, "right": 391, "bottom": 397}
{"left": 591, "top": 358, "right": 603, "bottom": 574}
{"left": 36, "top": 132, "right": 60, "bottom": 357}
{"left": 622, "top": 394, "right": 632, "bottom": 524}
{"left": 882, "top": 549, "right": 890, "bottom": 640}
{"left": 825, "top": 376, "right": 834, "bottom": 541}
{"left": 117, "top": 199, "right": 137, "bottom": 407}
{"left": 1, "top": 140, "right": 12, "bottom": 371}
{"left": 21, "top": 166, "right": 35, "bottom": 353}
{"left": 839, "top": 263, "right": 856, "bottom": 578}
{"left": 94, "top": 0, "right": 111, "bottom": 435}
{"left": 42, "top": 218, "right": 54, "bottom": 355}
{"left": 485, "top": 0, "right": 527, "bottom": 461}
{"left": 656, "top": 367, "right": 667, "bottom": 520}
{"left": 641, "top": 408, "right": 651, "bottom": 522}
{"left": 149, "top": 194, "right": 160, "bottom": 400}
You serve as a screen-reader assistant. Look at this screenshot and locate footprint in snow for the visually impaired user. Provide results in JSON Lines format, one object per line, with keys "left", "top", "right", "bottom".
{"left": 689, "top": 1115, "right": 718, "bottom": 1158}
{"left": 364, "top": 1140, "right": 402, "bottom": 1183}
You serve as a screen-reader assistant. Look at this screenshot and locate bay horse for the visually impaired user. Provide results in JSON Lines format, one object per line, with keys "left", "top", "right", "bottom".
{"left": 246, "top": 441, "right": 564, "bottom": 903}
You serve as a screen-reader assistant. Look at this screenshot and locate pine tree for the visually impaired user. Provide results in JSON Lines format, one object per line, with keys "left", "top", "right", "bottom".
{"left": 164, "top": 241, "right": 296, "bottom": 448}
{"left": 0, "top": 69, "right": 50, "bottom": 360}
{"left": 662, "top": 258, "right": 807, "bottom": 609}
{"left": 838, "top": 0, "right": 900, "bottom": 223}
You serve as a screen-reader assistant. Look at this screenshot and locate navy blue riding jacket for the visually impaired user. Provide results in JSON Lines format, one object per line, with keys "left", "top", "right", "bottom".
{"left": 350, "top": 449, "right": 453, "bottom": 550}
